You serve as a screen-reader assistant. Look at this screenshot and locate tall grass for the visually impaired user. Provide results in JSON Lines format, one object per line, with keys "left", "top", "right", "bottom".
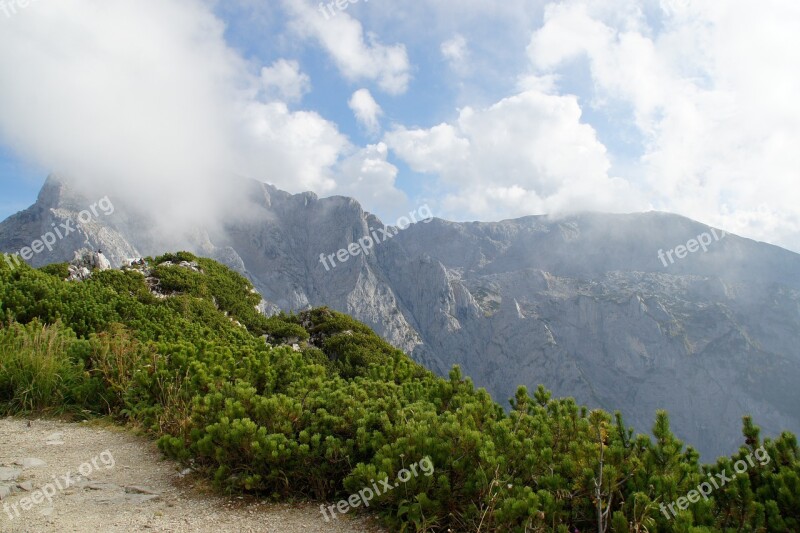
{"left": 85, "top": 323, "right": 149, "bottom": 414}
{"left": 0, "top": 320, "right": 84, "bottom": 415}
{"left": 0, "top": 318, "right": 187, "bottom": 429}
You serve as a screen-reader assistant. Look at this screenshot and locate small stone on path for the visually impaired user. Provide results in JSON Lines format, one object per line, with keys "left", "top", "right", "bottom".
{"left": 46, "top": 432, "right": 65, "bottom": 445}
{"left": 125, "top": 485, "right": 160, "bottom": 495}
{"left": 16, "top": 457, "right": 47, "bottom": 469}
{"left": 0, "top": 467, "right": 22, "bottom": 481}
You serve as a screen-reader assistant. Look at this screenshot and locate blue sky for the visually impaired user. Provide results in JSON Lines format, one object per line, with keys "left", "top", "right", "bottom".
{"left": 1, "top": 0, "right": 799, "bottom": 251}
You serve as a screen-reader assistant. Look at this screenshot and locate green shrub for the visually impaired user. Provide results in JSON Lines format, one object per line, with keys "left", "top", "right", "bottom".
{"left": 264, "top": 313, "right": 310, "bottom": 343}
{"left": 39, "top": 262, "right": 70, "bottom": 279}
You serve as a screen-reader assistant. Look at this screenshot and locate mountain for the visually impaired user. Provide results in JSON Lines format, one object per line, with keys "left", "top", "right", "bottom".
{"left": 2, "top": 174, "right": 799, "bottom": 458}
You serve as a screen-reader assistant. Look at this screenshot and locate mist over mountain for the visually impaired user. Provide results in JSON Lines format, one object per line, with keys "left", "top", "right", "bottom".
{"left": 2, "top": 174, "right": 799, "bottom": 459}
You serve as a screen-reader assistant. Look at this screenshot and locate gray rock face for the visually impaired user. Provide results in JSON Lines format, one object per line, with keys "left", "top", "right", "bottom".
{"left": 2, "top": 175, "right": 799, "bottom": 459}
{"left": 0, "top": 177, "right": 138, "bottom": 269}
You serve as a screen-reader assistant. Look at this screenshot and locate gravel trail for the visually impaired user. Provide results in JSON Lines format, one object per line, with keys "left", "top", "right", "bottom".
{"left": 0, "top": 418, "right": 386, "bottom": 533}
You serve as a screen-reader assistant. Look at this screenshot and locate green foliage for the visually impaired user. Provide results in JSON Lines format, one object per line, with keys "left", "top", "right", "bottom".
{"left": 39, "top": 262, "right": 70, "bottom": 279}
{"left": 298, "top": 307, "right": 415, "bottom": 379}
{"left": 1, "top": 254, "right": 798, "bottom": 531}
{"left": 263, "top": 312, "right": 310, "bottom": 343}
{"left": 0, "top": 320, "right": 87, "bottom": 415}
{"left": 151, "top": 252, "right": 270, "bottom": 334}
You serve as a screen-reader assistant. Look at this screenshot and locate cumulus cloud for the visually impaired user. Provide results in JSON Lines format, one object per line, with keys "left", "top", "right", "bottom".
{"left": 348, "top": 89, "right": 383, "bottom": 134}
{"left": 333, "top": 143, "right": 407, "bottom": 215}
{"left": 235, "top": 101, "right": 347, "bottom": 194}
{"left": 260, "top": 59, "right": 311, "bottom": 103}
{"left": 283, "top": 0, "right": 411, "bottom": 94}
{"left": 386, "top": 90, "right": 645, "bottom": 220}
{"left": 527, "top": 0, "right": 800, "bottom": 250}
{"left": 385, "top": 123, "right": 470, "bottom": 175}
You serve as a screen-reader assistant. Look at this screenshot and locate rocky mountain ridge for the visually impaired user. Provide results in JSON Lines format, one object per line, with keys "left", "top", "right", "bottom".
{"left": 2, "top": 175, "right": 799, "bottom": 458}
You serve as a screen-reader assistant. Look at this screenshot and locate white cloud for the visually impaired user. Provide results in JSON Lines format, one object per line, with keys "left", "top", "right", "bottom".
{"left": 0, "top": 0, "right": 243, "bottom": 231}
{"left": 283, "top": 0, "right": 411, "bottom": 94}
{"left": 0, "top": 0, "right": 397, "bottom": 239}
{"left": 441, "top": 34, "right": 470, "bottom": 73}
{"left": 386, "top": 90, "right": 645, "bottom": 220}
{"left": 385, "top": 123, "right": 470, "bottom": 175}
{"left": 527, "top": 0, "right": 800, "bottom": 250}
{"left": 260, "top": 59, "right": 311, "bottom": 103}
{"left": 235, "top": 101, "right": 347, "bottom": 194}
{"left": 334, "top": 142, "right": 408, "bottom": 218}
{"left": 348, "top": 89, "right": 383, "bottom": 134}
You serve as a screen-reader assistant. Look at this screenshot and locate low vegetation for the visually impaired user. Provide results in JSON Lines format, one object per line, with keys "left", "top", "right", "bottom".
{"left": 1, "top": 253, "right": 798, "bottom": 531}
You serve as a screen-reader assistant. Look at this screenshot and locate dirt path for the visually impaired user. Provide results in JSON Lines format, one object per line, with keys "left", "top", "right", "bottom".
{"left": 0, "top": 418, "right": 386, "bottom": 533}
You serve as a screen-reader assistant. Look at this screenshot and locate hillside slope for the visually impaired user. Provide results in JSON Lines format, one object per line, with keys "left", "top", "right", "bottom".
{"left": 1, "top": 252, "right": 798, "bottom": 531}
{"left": 1, "top": 175, "right": 799, "bottom": 458}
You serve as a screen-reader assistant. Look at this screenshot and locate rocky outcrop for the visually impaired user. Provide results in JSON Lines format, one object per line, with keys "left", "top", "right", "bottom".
{"left": 0, "top": 177, "right": 138, "bottom": 268}
{"left": 66, "top": 249, "right": 112, "bottom": 281}
{"left": 2, "top": 175, "right": 799, "bottom": 459}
